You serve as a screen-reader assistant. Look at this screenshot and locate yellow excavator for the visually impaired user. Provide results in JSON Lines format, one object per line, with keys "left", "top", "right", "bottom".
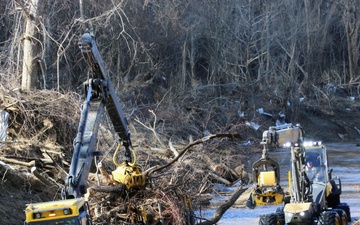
{"left": 258, "top": 141, "right": 351, "bottom": 225}
{"left": 246, "top": 124, "right": 303, "bottom": 209}
{"left": 24, "top": 30, "right": 145, "bottom": 225}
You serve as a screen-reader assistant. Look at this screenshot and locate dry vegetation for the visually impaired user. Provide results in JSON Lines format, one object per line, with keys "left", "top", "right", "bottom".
{"left": 0, "top": 83, "right": 255, "bottom": 224}
{"left": 1, "top": 0, "right": 360, "bottom": 224}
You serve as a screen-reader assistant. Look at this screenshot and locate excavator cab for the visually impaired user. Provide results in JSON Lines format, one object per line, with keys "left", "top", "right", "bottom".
{"left": 304, "top": 146, "right": 326, "bottom": 183}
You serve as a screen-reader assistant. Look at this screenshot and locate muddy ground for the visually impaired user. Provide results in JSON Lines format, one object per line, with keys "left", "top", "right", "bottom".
{"left": 1, "top": 87, "right": 360, "bottom": 225}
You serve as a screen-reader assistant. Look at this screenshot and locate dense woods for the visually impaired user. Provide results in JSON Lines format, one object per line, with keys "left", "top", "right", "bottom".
{"left": 1, "top": 1, "right": 359, "bottom": 118}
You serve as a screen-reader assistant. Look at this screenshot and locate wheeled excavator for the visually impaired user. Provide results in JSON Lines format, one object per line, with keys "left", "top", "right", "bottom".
{"left": 24, "top": 30, "right": 145, "bottom": 225}
{"left": 246, "top": 124, "right": 303, "bottom": 209}
{"left": 258, "top": 140, "right": 351, "bottom": 225}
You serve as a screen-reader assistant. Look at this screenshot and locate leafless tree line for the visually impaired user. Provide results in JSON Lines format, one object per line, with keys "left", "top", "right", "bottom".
{"left": 0, "top": 0, "right": 359, "bottom": 118}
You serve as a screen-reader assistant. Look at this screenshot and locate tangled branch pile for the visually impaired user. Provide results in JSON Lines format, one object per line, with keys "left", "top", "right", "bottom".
{"left": 0, "top": 84, "right": 254, "bottom": 224}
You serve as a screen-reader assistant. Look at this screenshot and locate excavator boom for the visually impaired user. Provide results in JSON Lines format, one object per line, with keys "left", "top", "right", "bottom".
{"left": 24, "top": 30, "right": 138, "bottom": 225}
{"left": 64, "top": 30, "right": 134, "bottom": 199}
{"left": 78, "top": 32, "right": 130, "bottom": 145}
{"left": 64, "top": 87, "right": 105, "bottom": 199}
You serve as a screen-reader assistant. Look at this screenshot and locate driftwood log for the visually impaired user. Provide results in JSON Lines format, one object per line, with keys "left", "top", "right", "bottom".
{"left": 31, "top": 166, "right": 63, "bottom": 188}
{"left": 145, "top": 133, "right": 242, "bottom": 176}
{"left": 202, "top": 154, "right": 240, "bottom": 184}
{"left": 0, "top": 162, "right": 53, "bottom": 193}
{"left": 0, "top": 156, "right": 35, "bottom": 167}
{"left": 197, "top": 186, "right": 247, "bottom": 225}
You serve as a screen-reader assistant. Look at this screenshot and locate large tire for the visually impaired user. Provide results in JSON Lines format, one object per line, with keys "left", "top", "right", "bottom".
{"left": 275, "top": 206, "right": 285, "bottom": 225}
{"left": 332, "top": 209, "right": 347, "bottom": 225}
{"left": 336, "top": 203, "right": 351, "bottom": 222}
{"left": 318, "top": 211, "right": 341, "bottom": 225}
{"left": 259, "top": 213, "right": 283, "bottom": 225}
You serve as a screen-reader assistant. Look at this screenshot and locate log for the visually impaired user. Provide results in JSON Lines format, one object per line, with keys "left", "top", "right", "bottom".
{"left": 235, "top": 165, "right": 250, "bottom": 184}
{"left": 0, "top": 162, "right": 50, "bottom": 193}
{"left": 0, "top": 156, "right": 35, "bottom": 167}
{"left": 202, "top": 155, "right": 239, "bottom": 183}
{"left": 208, "top": 172, "right": 231, "bottom": 186}
{"left": 146, "top": 133, "right": 243, "bottom": 176}
{"left": 31, "top": 166, "right": 63, "bottom": 188}
{"left": 97, "top": 162, "right": 114, "bottom": 184}
{"left": 44, "top": 150, "right": 67, "bottom": 180}
{"left": 214, "top": 164, "right": 238, "bottom": 182}
{"left": 197, "top": 186, "right": 247, "bottom": 225}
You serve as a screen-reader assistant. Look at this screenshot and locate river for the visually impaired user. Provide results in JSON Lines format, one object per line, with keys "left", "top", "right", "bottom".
{"left": 197, "top": 143, "right": 360, "bottom": 225}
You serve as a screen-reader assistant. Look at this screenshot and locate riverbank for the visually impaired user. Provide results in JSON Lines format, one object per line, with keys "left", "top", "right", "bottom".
{"left": 1, "top": 87, "right": 360, "bottom": 224}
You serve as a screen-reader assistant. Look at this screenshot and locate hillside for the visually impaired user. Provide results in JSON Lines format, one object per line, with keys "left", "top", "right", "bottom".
{"left": 1, "top": 84, "right": 360, "bottom": 224}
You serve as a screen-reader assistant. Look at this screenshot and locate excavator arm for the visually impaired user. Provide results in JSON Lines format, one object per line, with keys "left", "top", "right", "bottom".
{"left": 25, "top": 30, "right": 144, "bottom": 225}
{"left": 246, "top": 124, "right": 304, "bottom": 209}
{"left": 78, "top": 30, "right": 145, "bottom": 189}
{"left": 78, "top": 30, "right": 132, "bottom": 162}
{"left": 63, "top": 30, "right": 136, "bottom": 199}
{"left": 63, "top": 79, "right": 107, "bottom": 199}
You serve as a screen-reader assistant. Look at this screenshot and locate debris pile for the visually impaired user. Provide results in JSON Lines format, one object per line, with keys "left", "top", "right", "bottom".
{"left": 0, "top": 86, "right": 251, "bottom": 224}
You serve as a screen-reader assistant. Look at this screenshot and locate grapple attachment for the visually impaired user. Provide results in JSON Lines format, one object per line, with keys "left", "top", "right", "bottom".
{"left": 246, "top": 157, "right": 284, "bottom": 209}
{"left": 112, "top": 162, "right": 146, "bottom": 189}
{"left": 247, "top": 171, "right": 284, "bottom": 208}
{"left": 112, "top": 144, "right": 146, "bottom": 189}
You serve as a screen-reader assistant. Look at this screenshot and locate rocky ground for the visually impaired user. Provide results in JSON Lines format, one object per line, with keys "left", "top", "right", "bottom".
{"left": 1, "top": 85, "right": 360, "bottom": 224}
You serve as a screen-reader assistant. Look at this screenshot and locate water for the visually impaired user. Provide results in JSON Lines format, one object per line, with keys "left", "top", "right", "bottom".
{"left": 197, "top": 143, "right": 360, "bottom": 224}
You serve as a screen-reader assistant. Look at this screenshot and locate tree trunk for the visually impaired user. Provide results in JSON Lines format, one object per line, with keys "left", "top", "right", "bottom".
{"left": 197, "top": 186, "right": 247, "bottom": 225}
{"left": 21, "top": 0, "right": 41, "bottom": 91}
{"left": 343, "top": 0, "right": 360, "bottom": 85}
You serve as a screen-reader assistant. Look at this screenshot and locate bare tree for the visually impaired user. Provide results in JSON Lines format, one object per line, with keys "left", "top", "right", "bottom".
{"left": 342, "top": 0, "right": 360, "bottom": 87}
{"left": 20, "top": 0, "right": 42, "bottom": 91}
